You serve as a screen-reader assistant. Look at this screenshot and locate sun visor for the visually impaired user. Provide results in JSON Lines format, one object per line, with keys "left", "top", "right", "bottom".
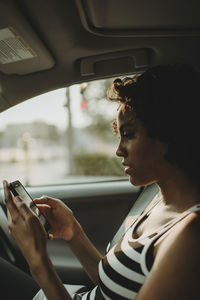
{"left": 76, "top": 0, "right": 200, "bottom": 37}
{"left": 0, "top": 1, "right": 55, "bottom": 75}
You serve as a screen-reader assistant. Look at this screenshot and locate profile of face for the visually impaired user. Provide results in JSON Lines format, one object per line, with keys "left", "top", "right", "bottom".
{"left": 116, "top": 106, "right": 168, "bottom": 186}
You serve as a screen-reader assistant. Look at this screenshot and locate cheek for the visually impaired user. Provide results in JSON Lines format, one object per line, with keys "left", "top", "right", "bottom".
{"left": 128, "top": 141, "right": 158, "bottom": 165}
{"left": 128, "top": 141, "right": 147, "bottom": 158}
{"left": 127, "top": 146, "right": 144, "bottom": 167}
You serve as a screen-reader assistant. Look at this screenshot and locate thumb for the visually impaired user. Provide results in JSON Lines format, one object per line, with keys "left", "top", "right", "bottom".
{"left": 33, "top": 197, "right": 58, "bottom": 208}
{"left": 35, "top": 204, "right": 51, "bottom": 218}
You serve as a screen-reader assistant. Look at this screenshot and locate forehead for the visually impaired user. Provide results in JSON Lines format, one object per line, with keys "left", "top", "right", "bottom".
{"left": 117, "top": 106, "right": 136, "bottom": 126}
{"left": 116, "top": 106, "right": 148, "bottom": 138}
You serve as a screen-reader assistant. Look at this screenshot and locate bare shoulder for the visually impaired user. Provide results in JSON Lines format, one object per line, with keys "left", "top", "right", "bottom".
{"left": 154, "top": 211, "right": 200, "bottom": 266}
{"left": 173, "top": 211, "right": 200, "bottom": 243}
{"left": 135, "top": 213, "right": 200, "bottom": 299}
{"left": 184, "top": 210, "right": 200, "bottom": 231}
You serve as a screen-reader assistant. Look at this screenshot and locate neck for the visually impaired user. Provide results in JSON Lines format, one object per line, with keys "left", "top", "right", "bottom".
{"left": 157, "top": 165, "right": 199, "bottom": 212}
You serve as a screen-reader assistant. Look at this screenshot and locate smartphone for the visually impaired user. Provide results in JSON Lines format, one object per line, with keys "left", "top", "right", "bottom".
{"left": 8, "top": 180, "right": 50, "bottom": 232}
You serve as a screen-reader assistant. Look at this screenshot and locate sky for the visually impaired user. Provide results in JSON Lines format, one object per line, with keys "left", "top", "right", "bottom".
{"left": 0, "top": 85, "right": 88, "bottom": 131}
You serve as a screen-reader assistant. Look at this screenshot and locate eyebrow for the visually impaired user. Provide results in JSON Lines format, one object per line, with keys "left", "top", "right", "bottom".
{"left": 119, "top": 122, "right": 136, "bottom": 132}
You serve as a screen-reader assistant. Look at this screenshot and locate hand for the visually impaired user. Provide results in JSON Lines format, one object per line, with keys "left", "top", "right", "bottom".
{"left": 3, "top": 180, "right": 48, "bottom": 266}
{"left": 33, "top": 196, "right": 79, "bottom": 241}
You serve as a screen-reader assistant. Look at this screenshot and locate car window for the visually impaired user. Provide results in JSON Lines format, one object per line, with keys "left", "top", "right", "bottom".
{"left": 0, "top": 78, "right": 126, "bottom": 186}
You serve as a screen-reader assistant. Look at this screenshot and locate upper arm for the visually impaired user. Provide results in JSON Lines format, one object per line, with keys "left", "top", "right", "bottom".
{"left": 135, "top": 213, "right": 200, "bottom": 300}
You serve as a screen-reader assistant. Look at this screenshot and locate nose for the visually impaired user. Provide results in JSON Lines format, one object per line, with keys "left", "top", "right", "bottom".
{"left": 116, "top": 141, "right": 127, "bottom": 158}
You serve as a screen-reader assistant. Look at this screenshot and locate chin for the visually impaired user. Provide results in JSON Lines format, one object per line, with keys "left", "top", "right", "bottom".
{"left": 129, "top": 175, "right": 142, "bottom": 187}
{"left": 129, "top": 175, "right": 155, "bottom": 187}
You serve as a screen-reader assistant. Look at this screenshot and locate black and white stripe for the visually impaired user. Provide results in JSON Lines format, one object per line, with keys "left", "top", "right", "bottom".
{"left": 97, "top": 232, "right": 146, "bottom": 300}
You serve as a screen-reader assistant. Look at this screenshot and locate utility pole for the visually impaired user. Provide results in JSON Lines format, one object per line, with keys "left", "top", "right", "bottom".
{"left": 64, "top": 87, "right": 74, "bottom": 174}
{"left": 21, "top": 132, "right": 32, "bottom": 185}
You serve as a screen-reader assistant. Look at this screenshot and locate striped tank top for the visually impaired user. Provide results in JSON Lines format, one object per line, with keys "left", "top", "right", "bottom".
{"left": 72, "top": 197, "right": 200, "bottom": 300}
{"left": 33, "top": 195, "right": 200, "bottom": 300}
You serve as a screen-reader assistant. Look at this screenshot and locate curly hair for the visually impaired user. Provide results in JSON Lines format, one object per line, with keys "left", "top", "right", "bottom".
{"left": 108, "top": 64, "right": 200, "bottom": 185}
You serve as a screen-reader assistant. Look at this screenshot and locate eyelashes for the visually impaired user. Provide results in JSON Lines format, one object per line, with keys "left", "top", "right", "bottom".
{"left": 121, "top": 131, "right": 135, "bottom": 139}
{"left": 111, "top": 119, "right": 136, "bottom": 140}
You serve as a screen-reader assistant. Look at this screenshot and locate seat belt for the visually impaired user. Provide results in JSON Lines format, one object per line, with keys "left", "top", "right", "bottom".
{"left": 107, "top": 183, "right": 159, "bottom": 251}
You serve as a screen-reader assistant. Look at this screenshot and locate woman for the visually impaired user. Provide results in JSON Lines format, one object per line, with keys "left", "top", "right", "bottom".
{"left": 4, "top": 64, "right": 200, "bottom": 300}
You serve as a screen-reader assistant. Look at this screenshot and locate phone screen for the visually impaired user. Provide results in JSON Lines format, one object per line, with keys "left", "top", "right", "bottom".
{"left": 8, "top": 181, "right": 50, "bottom": 232}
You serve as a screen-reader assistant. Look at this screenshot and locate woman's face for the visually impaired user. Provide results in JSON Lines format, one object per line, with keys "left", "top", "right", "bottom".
{"left": 116, "top": 106, "right": 167, "bottom": 186}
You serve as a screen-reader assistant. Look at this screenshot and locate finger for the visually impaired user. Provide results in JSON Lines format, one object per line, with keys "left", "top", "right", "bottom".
{"left": 35, "top": 204, "right": 51, "bottom": 209}
{"left": 18, "top": 202, "right": 34, "bottom": 219}
{"left": 35, "top": 204, "right": 52, "bottom": 215}
{"left": 33, "top": 196, "right": 59, "bottom": 208}
{"left": 15, "top": 196, "right": 23, "bottom": 207}
{"left": 6, "top": 207, "right": 12, "bottom": 225}
{"left": 48, "top": 233, "right": 54, "bottom": 240}
{"left": 3, "top": 180, "right": 13, "bottom": 205}
{"left": 3, "top": 181, "right": 21, "bottom": 222}
{"left": 33, "top": 204, "right": 52, "bottom": 220}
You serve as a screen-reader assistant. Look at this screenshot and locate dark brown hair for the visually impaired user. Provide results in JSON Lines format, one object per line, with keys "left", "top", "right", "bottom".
{"left": 108, "top": 64, "right": 200, "bottom": 184}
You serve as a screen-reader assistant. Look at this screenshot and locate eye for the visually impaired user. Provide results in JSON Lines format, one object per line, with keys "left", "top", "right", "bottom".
{"left": 121, "top": 130, "right": 135, "bottom": 139}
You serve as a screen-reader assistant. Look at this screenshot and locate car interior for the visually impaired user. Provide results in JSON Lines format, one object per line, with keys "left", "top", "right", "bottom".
{"left": 0, "top": 0, "right": 200, "bottom": 295}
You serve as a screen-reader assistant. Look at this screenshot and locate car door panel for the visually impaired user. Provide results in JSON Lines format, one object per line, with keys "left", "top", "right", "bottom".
{"left": 0, "top": 180, "right": 140, "bottom": 285}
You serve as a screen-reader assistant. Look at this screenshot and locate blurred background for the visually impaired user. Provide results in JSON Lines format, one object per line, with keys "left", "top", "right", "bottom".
{"left": 0, "top": 78, "right": 126, "bottom": 186}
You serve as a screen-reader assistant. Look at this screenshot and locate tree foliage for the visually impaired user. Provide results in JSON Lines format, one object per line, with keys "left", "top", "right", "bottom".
{"left": 82, "top": 78, "right": 117, "bottom": 140}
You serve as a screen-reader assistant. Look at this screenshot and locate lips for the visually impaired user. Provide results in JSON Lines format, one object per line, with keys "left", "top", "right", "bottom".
{"left": 122, "top": 162, "right": 134, "bottom": 174}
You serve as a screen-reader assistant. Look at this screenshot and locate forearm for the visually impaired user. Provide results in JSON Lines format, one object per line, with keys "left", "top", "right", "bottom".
{"left": 30, "top": 253, "right": 72, "bottom": 300}
{"left": 67, "top": 221, "right": 103, "bottom": 284}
